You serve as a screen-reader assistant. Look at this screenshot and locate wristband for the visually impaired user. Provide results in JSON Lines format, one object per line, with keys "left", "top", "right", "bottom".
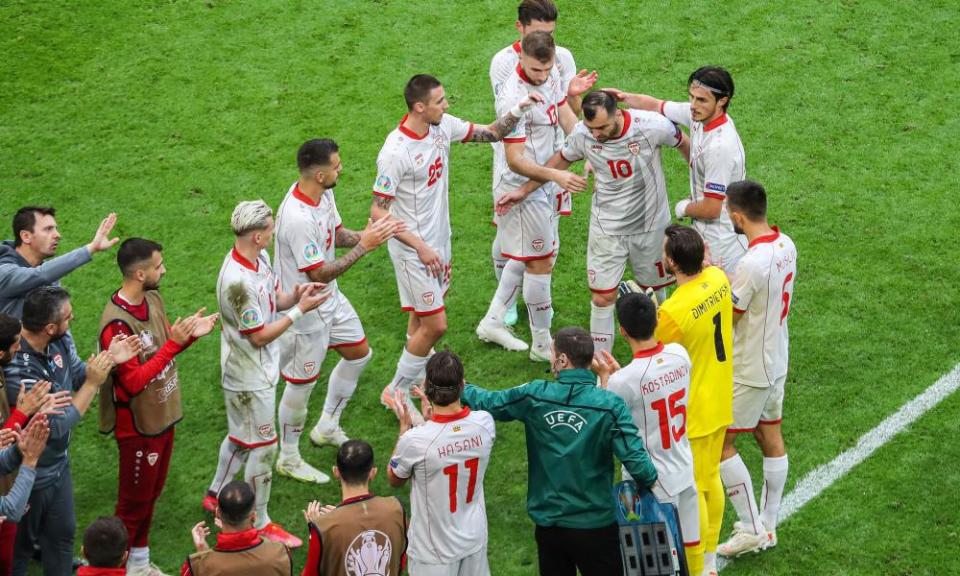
{"left": 288, "top": 306, "right": 305, "bottom": 323}
{"left": 675, "top": 199, "right": 691, "bottom": 219}
{"left": 511, "top": 99, "right": 535, "bottom": 117}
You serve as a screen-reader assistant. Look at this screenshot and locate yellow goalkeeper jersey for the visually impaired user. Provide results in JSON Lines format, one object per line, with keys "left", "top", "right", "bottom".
{"left": 654, "top": 265, "right": 733, "bottom": 438}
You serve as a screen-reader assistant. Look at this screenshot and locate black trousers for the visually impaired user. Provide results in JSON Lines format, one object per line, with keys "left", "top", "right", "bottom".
{"left": 535, "top": 523, "right": 623, "bottom": 576}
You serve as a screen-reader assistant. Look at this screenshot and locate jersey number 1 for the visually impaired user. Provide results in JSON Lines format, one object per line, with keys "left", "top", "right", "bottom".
{"left": 442, "top": 457, "right": 479, "bottom": 513}
{"left": 650, "top": 389, "right": 687, "bottom": 449}
{"left": 712, "top": 311, "right": 727, "bottom": 362}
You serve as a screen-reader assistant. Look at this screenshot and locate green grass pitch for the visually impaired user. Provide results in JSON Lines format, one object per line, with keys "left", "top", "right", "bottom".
{"left": 2, "top": 1, "right": 959, "bottom": 574}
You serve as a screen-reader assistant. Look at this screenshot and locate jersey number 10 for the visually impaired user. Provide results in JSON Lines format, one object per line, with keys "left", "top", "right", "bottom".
{"left": 442, "top": 457, "right": 479, "bottom": 513}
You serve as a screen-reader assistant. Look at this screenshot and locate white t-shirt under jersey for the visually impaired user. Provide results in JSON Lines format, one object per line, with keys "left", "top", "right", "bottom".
{"left": 373, "top": 114, "right": 474, "bottom": 261}
{"left": 607, "top": 342, "right": 696, "bottom": 497}
{"left": 390, "top": 407, "right": 496, "bottom": 565}
{"left": 731, "top": 227, "right": 798, "bottom": 387}
{"left": 561, "top": 108, "right": 682, "bottom": 236}
{"left": 273, "top": 182, "right": 342, "bottom": 333}
{"left": 216, "top": 248, "right": 279, "bottom": 392}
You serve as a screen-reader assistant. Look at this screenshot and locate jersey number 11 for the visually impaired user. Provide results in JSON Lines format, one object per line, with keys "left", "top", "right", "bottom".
{"left": 442, "top": 457, "right": 480, "bottom": 513}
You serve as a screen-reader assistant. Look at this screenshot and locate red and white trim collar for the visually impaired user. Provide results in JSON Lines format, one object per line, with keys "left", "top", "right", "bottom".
{"left": 398, "top": 114, "right": 429, "bottom": 140}
{"left": 293, "top": 183, "right": 320, "bottom": 207}
{"left": 633, "top": 342, "right": 664, "bottom": 359}
{"left": 511, "top": 40, "right": 521, "bottom": 55}
{"left": 516, "top": 62, "right": 535, "bottom": 85}
{"left": 748, "top": 226, "right": 780, "bottom": 248}
{"left": 231, "top": 247, "right": 258, "bottom": 272}
{"left": 616, "top": 109, "right": 633, "bottom": 140}
{"left": 703, "top": 113, "right": 728, "bottom": 132}
{"left": 432, "top": 406, "right": 471, "bottom": 423}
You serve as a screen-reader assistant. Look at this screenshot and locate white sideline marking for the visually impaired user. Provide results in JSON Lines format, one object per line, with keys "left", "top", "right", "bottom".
{"left": 718, "top": 363, "right": 960, "bottom": 571}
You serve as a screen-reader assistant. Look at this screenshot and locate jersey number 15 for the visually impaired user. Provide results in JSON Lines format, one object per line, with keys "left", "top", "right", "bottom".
{"left": 650, "top": 389, "right": 687, "bottom": 450}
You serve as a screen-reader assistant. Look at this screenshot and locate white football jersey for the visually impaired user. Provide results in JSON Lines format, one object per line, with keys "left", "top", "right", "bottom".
{"left": 561, "top": 109, "right": 682, "bottom": 236}
{"left": 662, "top": 101, "right": 748, "bottom": 269}
{"left": 216, "top": 248, "right": 280, "bottom": 392}
{"left": 373, "top": 114, "right": 473, "bottom": 261}
{"left": 390, "top": 408, "right": 496, "bottom": 564}
{"left": 731, "top": 227, "right": 798, "bottom": 387}
{"left": 494, "top": 63, "right": 569, "bottom": 214}
{"left": 607, "top": 342, "right": 696, "bottom": 497}
{"left": 273, "top": 182, "right": 342, "bottom": 333}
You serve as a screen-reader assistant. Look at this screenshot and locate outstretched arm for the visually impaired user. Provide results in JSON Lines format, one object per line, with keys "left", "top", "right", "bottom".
{"left": 604, "top": 88, "right": 663, "bottom": 112}
{"left": 495, "top": 151, "right": 573, "bottom": 215}
{"left": 464, "top": 93, "right": 544, "bottom": 142}
{"left": 305, "top": 215, "right": 405, "bottom": 284}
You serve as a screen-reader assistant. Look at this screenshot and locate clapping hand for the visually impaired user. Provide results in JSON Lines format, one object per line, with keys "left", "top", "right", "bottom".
{"left": 188, "top": 308, "right": 219, "bottom": 339}
{"left": 303, "top": 501, "right": 336, "bottom": 526}
{"left": 17, "top": 415, "right": 50, "bottom": 468}
{"left": 410, "top": 385, "right": 433, "bottom": 421}
{"left": 591, "top": 350, "right": 621, "bottom": 389}
{"left": 107, "top": 333, "right": 143, "bottom": 365}
{"left": 191, "top": 521, "right": 211, "bottom": 553}
{"left": 84, "top": 351, "right": 115, "bottom": 387}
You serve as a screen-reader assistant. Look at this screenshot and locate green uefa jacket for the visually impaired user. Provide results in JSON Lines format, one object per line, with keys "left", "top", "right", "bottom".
{"left": 461, "top": 368, "right": 658, "bottom": 529}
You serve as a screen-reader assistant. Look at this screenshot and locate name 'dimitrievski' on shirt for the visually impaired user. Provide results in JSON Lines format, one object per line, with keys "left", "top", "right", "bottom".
{"left": 690, "top": 283, "right": 730, "bottom": 320}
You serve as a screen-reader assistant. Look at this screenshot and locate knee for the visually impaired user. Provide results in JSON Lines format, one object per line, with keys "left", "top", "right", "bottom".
{"left": 591, "top": 292, "right": 615, "bottom": 307}
{"left": 421, "top": 316, "right": 447, "bottom": 338}
{"left": 526, "top": 258, "right": 552, "bottom": 275}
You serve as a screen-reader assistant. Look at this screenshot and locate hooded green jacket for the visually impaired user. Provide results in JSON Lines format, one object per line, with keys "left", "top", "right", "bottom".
{"left": 461, "top": 368, "right": 658, "bottom": 529}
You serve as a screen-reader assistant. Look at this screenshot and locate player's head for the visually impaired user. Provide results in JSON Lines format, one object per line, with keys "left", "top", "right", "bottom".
{"left": 216, "top": 480, "right": 256, "bottom": 529}
{"left": 81, "top": 516, "right": 129, "bottom": 568}
{"left": 552, "top": 326, "right": 594, "bottom": 376}
{"left": 519, "top": 30, "right": 556, "bottom": 86}
{"left": 516, "top": 0, "right": 558, "bottom": 36}
{"left": 404, "top": 74, "right": 447, "bottom": 126}
{"left": 13, "top": 206, "right": 59, "bottom": 259}
{"left": 117, "top": 238, "right": 165, "bottom": 289}
{"left": 231, "top": 200, "right": 274, "bottom": 248}
{"left": 424, "top": 350, "right": 465, "bottom": 407}
{"left": 21, "top": 286, "right": 72, "bottom": 341}
{"left": 0, "top": 314, "right": 22, "bottom": 366}
{"left": 663, "top": 224, "right": 705, "bottom": 277}
{"left": 616, "top": 292, "right": 658, "bottom": 342}
{"left": 334, "top": 439, "right": 377, "bottom": 487}
{"left": 687, "top": 66, "right": 734, "bottom": 122}
{"left": 582, "top": 91, "right": 622, "bottom": 141}
{"left": 726, "top": 179, "right": 767, "bottom": 235}
{"left": 298, "top": 138, "right": 342, "bottom": 189}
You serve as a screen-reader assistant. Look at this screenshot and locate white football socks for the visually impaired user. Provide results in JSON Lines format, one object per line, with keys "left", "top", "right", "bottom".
{"left": 208, "top": 436, "right": 249, "bottom": 495}
{"left": 719, "top": 453, "right": 763, "bottom": 535}
{"left": 590, "top": 302, "right": 615, "bottom": 354}
{"left": 389, "top": 347, "right": 428, "bottom": 393}
{"left": 760, "top": 454, "right": 789, "bottom": 530}
{"left": 319, "top": 350, "right": 372, "bottom": 430}
{"left": 523, "top": 272, "right": 553, "bottom": 332}
{"left": 246, "top": 444, "right": 276, "bottom": 530}
{"left": 127, "top": 546, "right": 149, "bottom": 568}
{"left": 485, "top": 259, "right": 525, "bottom": 324}
{"left": 278, "top": 381, "right": 315, "bottom": 458}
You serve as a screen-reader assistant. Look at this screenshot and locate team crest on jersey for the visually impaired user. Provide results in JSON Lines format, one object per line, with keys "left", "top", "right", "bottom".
{"left": 240, "top": 307, "right": 261, "bottom": 329}
{"left": 627, "top": 141, "right": 641, "bottom": 155}
{"left": 344, "top": 530, "right": 392, "bottom": 576}
{"left": 53, "top": 353, "right": 63, "bottom": 369}
{"left": 147, "top": 452, "right": 159, "bottom": 466}
{"left": 452, "top": 425, "right": 461, "bottom": 432}
{"left": 544, "top": 410, "right": 586, "bottom": 433}
{"left": 303, "top": 242, "right": 322, "bottom": 263}
{"left": 258, "top": 424, "right": 274, "bottom": 439}
{"left": 434, "top": 135, "right": 445, "bottom": 149}
{"left": 588, "top": 268, "right": 596, "bottom": 284}
{"left": 374, "top": 174, "right": 393, "bottom": 194}
{"left": 304, "top": 361, "right": 317, "bottom": 375}
{"left": 414, "top": 153, "right": 425, "bottom": 167}
{"left": 421, "top": 292, "right": 435, "bottom": 305}
{"left": 531, "top": 238, "right": 545, "bottom": 252}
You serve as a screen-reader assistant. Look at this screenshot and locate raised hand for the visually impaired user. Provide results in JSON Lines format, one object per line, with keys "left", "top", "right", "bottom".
{"left": 303, "top": 500, "right": 336, "bottom": 526}
{"left": 416, "top": 244, "right": 445, "bottom": 279}
{"left": 16, "top": 380, "right": 53, "bottom": 416}
{"left": 170, "top": 315, "right": 199, "bottom": 345}
{"left": 84, "top": 351, "right": 114, "bottom": 387}
{"left": 191, "top": 521, "right": 211, "bottom": 553}
{"left": 568, "top": 69, "right": 599, "bottom": 98}
{"left": 359, "top": 215, "right": 406, "bottom": 251}
{"left": 189, "top": 308, "right": 219, "bottom": 339}
{"left": 410, "top": 385, "right": 434, "bottom": 421}
{"left": 517, "top": 92, "right": 545, "bottom": 114}
{"left": 87, "top": 213, "right": 120, "bottom": 254}
{"left": 0, "top": 429, "right": 15, "bottom": 449}
{"left": 17, "top": 415, "right": 50, "bottom": 468}
{"left": 107, "top": 333, "right": 143, "bottom": 365}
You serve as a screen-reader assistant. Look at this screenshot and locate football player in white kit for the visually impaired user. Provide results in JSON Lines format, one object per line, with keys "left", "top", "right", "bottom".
{"left": 372, "top": 73, "right": 543, "bottom": 423}
{"left": 716, "top": 180, "right": 797, "bottom": 557}
{"left": 476, "top": 30, "right": 596, "bottom": 361}
{"left": 488, "top": 0, "right": 580, "bottom": 327}
{"left": 273, "top": 139, "right": 405, "bottom": 484}
{"left": 595, "top": 291, "right": 703, "bottom": 575}
{"left": 208, "top": 199, "right": 330, "bottom": 548}
{"left": 497, "top": 90, "right": 690, "bottom": 354}
{"left": 388, "top": 351, "right": 496, "bottom": 576}
{"left": 609, "top": 66, "right": 748, "bottom": 276}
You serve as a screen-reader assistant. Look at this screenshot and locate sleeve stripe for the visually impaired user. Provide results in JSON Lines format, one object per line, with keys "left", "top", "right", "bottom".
{"left": 733, "top": 306, "right": 747, "bottom": 314}
{"left": 298, "top": 261, "right": 324, "bottom": 272}
{"left": 239, "top": 325, "right": 265, "bottom": 335}
{"left": 559, "top": 150, "right": 577, "bottom": 163}
{"left": 503, "top": 137, "right": 526, "bottom": 143}
{"left": 372, "top": 191, "right": 394, "bottom": 199}
{"left": 460, "top": 123, "right": 475, "bottom": 143}
{"left": 703, "top": 192, "right": 726, "bottom": 200}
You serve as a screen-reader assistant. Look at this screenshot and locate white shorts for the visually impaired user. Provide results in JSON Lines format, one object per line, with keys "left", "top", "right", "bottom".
{"left": 697, "top": 225, "right": 748, "bottom": 279}
{"left": 407, "top": 546, "right": 489, "bottom": 576}
{"left": 391, "top": 246, "right": 450, "bottom": 316}
{"left": 279, "top": 294, "right": 366, "bottom": 384}
{"left": 587, "top": 227, "right": 674, "bottom": 293}
{"left": 224, "top": 388, "right": 277, "bottom": 449}
{"left": 654, "top": 483, "right": 700, "bottom": 548}
{"left": 497, "top": 189, "right": 558, "bottom": 262}
{"left": 729, "top": 375, "right": 786, "bottom": 432}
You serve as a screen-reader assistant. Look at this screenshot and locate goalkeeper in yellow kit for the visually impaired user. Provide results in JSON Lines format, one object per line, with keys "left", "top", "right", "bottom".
{"left": 654, "top": 224, "right": 733, "bottom": 576}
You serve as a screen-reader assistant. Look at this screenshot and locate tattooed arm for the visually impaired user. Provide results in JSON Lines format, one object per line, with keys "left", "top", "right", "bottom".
{"left": 306, "top": 210, "right": 405, "bottom": 284}
{"left": 463, "top": 93, "right": 544, "bottom": 143}
{"left": 334, "top": 227, "right": 361, "bottom": 248}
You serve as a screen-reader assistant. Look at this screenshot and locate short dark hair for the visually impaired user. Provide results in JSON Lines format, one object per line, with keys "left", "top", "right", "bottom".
{"left": 116, "top": 238, "right": 162, "bottom": 278}
{"left": 82, "top": 516, "right": 128, "bottom": 568}
{"left": 517, "top": 0, "right": 557, "bottom": 25}
{"left": 297, "top": 139, "right": 340, "bottom": 173}
{"left": 664, "top": 224, "right": 704, "bottom": 276}
{"left": 582, "top": 91, "right": 618, "bottom": 122}
{"left": 337, "top": 440, "right": 375, "bottom": 485}
{"left": 726, "top": 180, "right": 767, "bottom": 221}
{"left": 521, "top": 30, "right": 555, "bottom": 63}
{"left": 554, "top": 326, "right": 594, "bottom": 368}
{"left": 0, "top": 314, "right": 20, "bottom": 355}
{"left": 425, "top": 351, "right": 464, "bottom": 407}
{"left": 404, "top": 74, "right": 442, "bottom": 111}
{"left": 688, "top": 66, "right": 735, "bottom": 110}
{"left": 616, "top": 292, "right": 658, "bottom": 340}
{"left": 217, "top": 480, "right": 255, "bottom": 526}
{"left": 13, "top": 206, "right": 56, "bottom": 247}
{"left": 21, "top": 286, "right": 70, "bottom": 333}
